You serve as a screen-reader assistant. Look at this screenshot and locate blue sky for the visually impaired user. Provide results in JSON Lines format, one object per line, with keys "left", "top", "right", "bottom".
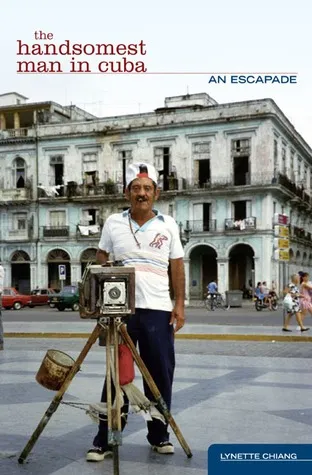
{"left": 2, "top": 0, "right": 312, "bottom": 146}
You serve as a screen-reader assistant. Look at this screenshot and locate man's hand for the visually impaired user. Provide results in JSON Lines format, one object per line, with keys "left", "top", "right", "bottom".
{"left": 170, "top": 304, "right": 185, "bottom": 333}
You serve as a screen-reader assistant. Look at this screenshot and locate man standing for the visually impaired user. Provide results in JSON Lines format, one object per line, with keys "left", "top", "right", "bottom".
{"left": 0, "top": 262, "right": 4, "bottom": 351}
{"left": 87, "top": 162, "right": 185, "bottom": 462}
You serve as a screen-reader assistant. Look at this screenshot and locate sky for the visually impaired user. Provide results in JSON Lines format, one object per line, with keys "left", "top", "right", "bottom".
{"left": 2, "top": 0, "right": 312, "bottom": 146}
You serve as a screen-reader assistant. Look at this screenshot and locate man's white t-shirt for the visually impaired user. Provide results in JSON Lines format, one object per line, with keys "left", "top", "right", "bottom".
{"left": 98, "top": 210, "right": 184, "bottom": 311}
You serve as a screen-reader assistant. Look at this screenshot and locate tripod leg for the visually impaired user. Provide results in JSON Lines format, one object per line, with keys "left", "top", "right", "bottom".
{"left": 106, "top": 322, "right": 121, "bottom": 475}
{"left": 119, "top": 323, "right": 193, "bottom": 459}
{"left": 18, "top": 322, "right": 103, "bottom": 464}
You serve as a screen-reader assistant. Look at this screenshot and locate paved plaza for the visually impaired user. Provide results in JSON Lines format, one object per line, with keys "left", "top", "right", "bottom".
{"left": 1, "top": 337, "right": 312, "bottom": 474}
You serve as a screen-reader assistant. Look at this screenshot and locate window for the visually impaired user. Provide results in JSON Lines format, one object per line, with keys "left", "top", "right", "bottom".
{"left": 304, "top": 164, "right": 308, "bottom": 187}
{"left": 297, "top": 157, "right": 302, "bottom": 182}
{"left": 12, "top": 157, "right": 26, "bottom": 188}
{"left": 273, "top": 201, "right": 277, "bottom": 214}
{"left": 11, "top": 213, "right": 27, "bottom": 231}
{"left": 232, "top": 200, "right": 252, "bottom": 220}
{"left": 281, "top": 146, "right": 286, "bottom": 175}
{"left": 154, "top": 147, "right": 171, "bottom": 191}
{"left": 193, "top": 203, "right": 212, "bottom": 231}
{"left": 232, "top": 139, "right": 250, "bottom": 155}
{"left": 49, "top": 155, "right": 64, "bottom": 193}
{"left": 168, "top": 204, "right": 173, "bottom": 217}
{"left": 290, "top": 150, "right": 295, "bottom": 179}
{"left": 118, "top": 150, "right": 133, "bottom": 191}
{"left": 118, "top": 150, "right": 132, "bottom": 161}
{"left": 274, "top": 140, "right": 278, "bottom": 173}
{"left": 192, "top": 142, "right": 211, "bottom": 187}
{"left": 232, "top": 139, "right": 250, "bottom": 186}
{"left": 81, "top": 209, "right": 98, "bottom": 225}
{"left": 49, "top": 210, "right": 66, "bottom": 227}
{"left": 82, "top": 153, "right": 98, "bottom": 187}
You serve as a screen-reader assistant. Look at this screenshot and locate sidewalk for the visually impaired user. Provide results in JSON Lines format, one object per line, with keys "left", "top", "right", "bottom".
{"left": 4, "top": 320, "right": 312, "bottom": 342}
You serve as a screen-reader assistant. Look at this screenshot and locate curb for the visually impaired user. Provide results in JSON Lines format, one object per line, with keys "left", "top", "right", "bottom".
{"left": 4, "top": 333, "right": 312, "bottom": 342}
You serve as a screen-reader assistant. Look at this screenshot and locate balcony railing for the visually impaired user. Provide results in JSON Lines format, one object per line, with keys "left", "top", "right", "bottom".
{"left": 0, "top": 128, "right": 31, "bottom": 139}
{"left": 43, "top": 226, "right": 69, "bottom": 238}
{"left": 224, "top": 217, "right": 257, "bottom": 231}
{"left": 7, "top": 229, "right": 29, "bottom": 240}
{"left": 185, "top": 219, "right": 217, "bottom": 232}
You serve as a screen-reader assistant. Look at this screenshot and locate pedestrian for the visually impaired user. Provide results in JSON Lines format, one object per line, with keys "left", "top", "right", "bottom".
{"left": 299, "top": 272, "right": 312, "bottom": 323}
{"left": 0, "top": 262, "right": 4, "bottom": 351}
{"left": 87, "top": 162, "right": 185, "bottom": 462}
{"left": 282, "top": 273, "right": 309, "bottom": 332}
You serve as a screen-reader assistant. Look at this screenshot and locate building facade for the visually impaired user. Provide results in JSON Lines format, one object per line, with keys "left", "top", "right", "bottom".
{"left": 1, "top": 92, "right": 312, "bottom": 302}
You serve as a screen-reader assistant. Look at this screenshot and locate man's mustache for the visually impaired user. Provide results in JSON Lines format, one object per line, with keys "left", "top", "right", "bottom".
{"left": 136, "top": 197, "right": 148, "bottom": 201}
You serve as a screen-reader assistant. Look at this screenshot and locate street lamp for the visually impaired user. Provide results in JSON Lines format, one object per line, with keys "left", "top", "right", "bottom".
{"left": 179, "top": 220, "right": 191, "bottom": 247}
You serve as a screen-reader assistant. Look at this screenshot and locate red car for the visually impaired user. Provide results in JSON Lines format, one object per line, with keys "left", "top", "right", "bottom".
{"left": 2, "top": 287, "right": 31, "bottom": 310}
{"left": 29, "top": 288, "right": 57, "bottom": 308}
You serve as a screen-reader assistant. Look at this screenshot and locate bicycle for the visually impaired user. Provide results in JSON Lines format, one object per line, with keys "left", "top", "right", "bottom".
{"left": 204, "top": 292, "right": 230, "bottom": 311}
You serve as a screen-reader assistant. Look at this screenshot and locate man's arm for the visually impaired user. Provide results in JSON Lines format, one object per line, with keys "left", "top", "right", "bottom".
{"left": 169, "top": 257, "right": 185, "bottom": 332}
{"left": 96, "top": 249, "right": 110, "bottom": 265}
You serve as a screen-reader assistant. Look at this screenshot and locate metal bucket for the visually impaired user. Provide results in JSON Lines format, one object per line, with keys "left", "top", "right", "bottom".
{"left": 36, "top": 349, "right": 75, "bottom": 391}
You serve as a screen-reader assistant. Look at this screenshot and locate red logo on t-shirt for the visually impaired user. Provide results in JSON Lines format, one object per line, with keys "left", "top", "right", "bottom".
{"left": 149, "top": 233, "right": 168, "bottom": 249}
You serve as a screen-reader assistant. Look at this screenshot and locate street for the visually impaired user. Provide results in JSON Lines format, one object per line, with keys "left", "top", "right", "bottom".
{"left": 1, "top": 337, "right": 312, "bottom": 475}
{"left": 2, "top": 304, "right": 289, "bottom": 327}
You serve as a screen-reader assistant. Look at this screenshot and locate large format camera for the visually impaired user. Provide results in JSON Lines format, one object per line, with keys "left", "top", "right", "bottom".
{"left": 79, "top": 263, "right": 135, "bottom": 318}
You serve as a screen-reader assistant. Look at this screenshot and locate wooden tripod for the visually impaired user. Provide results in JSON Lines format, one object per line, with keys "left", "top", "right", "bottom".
{"left": 18, "top": 315, "right": 193, "bottom": 474}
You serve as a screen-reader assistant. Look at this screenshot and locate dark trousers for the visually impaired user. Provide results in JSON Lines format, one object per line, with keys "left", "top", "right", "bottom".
{"left": 93, "top": 309, "right": 175, "bottom": 448}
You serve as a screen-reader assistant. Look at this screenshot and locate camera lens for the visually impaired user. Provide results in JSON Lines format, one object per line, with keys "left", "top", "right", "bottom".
{"left": 108, "top": 286, "right": 121, "bottom": 300}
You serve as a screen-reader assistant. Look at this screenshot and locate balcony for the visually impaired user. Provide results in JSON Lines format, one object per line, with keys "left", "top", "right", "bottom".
{"left": 0, "top": 187, "right": 32, "bottom": 201}
{"left": 6, "top": 229, "right": 29, "bottom": 241}
{"left": 224, "top": 217, "right": 257, "bottom": 231}
{"left": 186, "top": 219, "right": 217, "bottom": 232}
{"left": 0, "top": 127, "right": 32, "bottom": 140}
{"left": 43, "top": 226, "right": 69, "bottom": 238}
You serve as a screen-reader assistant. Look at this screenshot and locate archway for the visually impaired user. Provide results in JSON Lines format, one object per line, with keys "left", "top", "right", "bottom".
{"left": 189, "top": 245, "right": 217, "bottom": 299}
{"left": 80, "top": 248, "right": 97, "bottom": 275}
{"left": 296, "top": 250, "right": 301, "bottom": 267}
{"left": 11, "top": 250, "right": 31, "bottom": 293}
{"left": 228, "top": 243, "right": 254, "bottom": 290}
{"left": 289, "top": 248, "right": 295, "bottom": 264}
{"left": 47, "top": 248, "right": 71, "bottom": 290}
{"left": 303, "top": 252, "right": 308, "bottom": 268}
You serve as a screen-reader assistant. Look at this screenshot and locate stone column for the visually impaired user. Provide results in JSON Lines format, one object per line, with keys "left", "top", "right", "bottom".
{"left": 0, "top": 113, "right": 6, "bottom": 130}
{"left": 14, "top": 112, "right": 20, "bottom": 130}
{"left": 217, "top": 258, "right": 229, "bottom": 295}
{"left": 253, "top": 257, "right": 260, "bottom": 287}
{"left": 70, "top": 262, "right": 81, "bottom": 285}
{"left": 184, "top": 258, "right": 190, "bottom": 306}
{"left": 30, "top": 264, "right": 37, "bottom": 289}
{"left": 3, "top": 264, "right": 11, "bottom": 287}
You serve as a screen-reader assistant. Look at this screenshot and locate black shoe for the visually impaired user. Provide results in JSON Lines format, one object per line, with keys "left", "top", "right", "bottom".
{"left": 152, "top": 441, "right": 174, "bottom": 454}
{"left": 282, "top": 328, "right": 292, "bottom": 332}
{"left": 301, "top": 327, "right": 310, "bottom": 332}
{"left": 86, "top": 446, "right": 113, "bottom": 462}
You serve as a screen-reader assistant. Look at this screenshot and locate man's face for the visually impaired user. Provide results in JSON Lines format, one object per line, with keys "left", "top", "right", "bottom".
{"left": 125, "top": 177, "right": 159, "bottom": 212}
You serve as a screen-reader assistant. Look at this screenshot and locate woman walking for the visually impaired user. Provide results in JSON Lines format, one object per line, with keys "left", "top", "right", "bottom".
{"left": 282, "top": 273, "right": 309, "bottom": 332}
{"left": 299, "top": 272, "right": 312, "bottom": 323}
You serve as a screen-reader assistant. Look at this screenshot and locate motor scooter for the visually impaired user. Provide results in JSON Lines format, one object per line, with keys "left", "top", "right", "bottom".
{"left": 254, "top": 291, "right": 278, "bottom": 311}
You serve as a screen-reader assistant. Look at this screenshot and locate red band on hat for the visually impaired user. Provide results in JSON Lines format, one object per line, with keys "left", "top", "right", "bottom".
{"left": 136, "top": 173, "right": 149, "bottom": 178}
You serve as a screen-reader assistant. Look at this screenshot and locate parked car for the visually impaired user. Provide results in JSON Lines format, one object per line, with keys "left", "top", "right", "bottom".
{"left": 48, "top": 285, "right": 79, "bottom": 311}
{"left": 2, "top": 287, "right": 32, "bottom": 310}
{"left": 29, "top": 288, "right": 57, "bottom": 308}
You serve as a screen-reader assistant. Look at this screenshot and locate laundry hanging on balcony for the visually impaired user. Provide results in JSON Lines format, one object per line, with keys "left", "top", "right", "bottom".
{"left": 78, "top": 225, "right": 100, "bottom": 236}
{"left": 37, "top": 185, "right": 64, "bottom": 197}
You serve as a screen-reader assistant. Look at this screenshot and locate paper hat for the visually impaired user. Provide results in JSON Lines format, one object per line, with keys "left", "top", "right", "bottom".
{"left": 126, "top": 162, "right": 158, "bottom": 188}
